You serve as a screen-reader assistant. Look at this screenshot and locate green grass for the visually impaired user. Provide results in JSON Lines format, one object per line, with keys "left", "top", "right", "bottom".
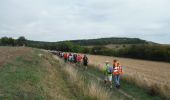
{"left": 121, "top": 79, "right": 162, "bottom": 100}
{"left": 75, "top": 65, "right": 131, "bottom": 100}
{"left": 79, "top": 65, "right": 164, "bottom": 100}
{"left": 0, "top": 47, "right": 165, "bottom": 100}
{"left": 0, "top": 48, "right": 77, "bottom": 100}
{"left": 0, "top": 49, "right": 46, "bottom": 100}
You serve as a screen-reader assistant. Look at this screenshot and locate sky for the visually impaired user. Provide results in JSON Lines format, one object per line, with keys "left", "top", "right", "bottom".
{"left": 0, "top": 0, "right": 170, "bottom": 44}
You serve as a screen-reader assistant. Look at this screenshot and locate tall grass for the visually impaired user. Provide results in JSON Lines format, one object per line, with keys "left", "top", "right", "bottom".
{"left": 63, "top": 65, "right": 111, "bottom": 100}
{"left": 89, "top": 64, "right": 169, "bottom": 99}
{"left": 122, "top": 73, "right": 170, "bottom": 99}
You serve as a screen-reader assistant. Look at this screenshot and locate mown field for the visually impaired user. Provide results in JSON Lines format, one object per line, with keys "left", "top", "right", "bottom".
{"left": 87, "top": 54, "right": 170, "bottom": 98}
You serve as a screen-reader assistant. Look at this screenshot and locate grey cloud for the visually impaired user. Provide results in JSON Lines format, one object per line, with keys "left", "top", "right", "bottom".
{"left": 0, "top": 0, "right": 170, "bottom": 44}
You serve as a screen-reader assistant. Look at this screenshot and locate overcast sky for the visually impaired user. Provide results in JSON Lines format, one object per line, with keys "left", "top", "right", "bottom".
{"left": 0, "top": 0, "right": 170, "bottom": 44}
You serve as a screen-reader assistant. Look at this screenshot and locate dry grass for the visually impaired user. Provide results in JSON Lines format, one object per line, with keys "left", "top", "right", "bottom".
{"left": 40, "top": 53, "right": 74, "bottom": 100}
{"left": 0, "top": 46, "right": 32, "bottom": 66}
{"left": 0, "top": 47, "right": 75, "bottom": 100}
{"left": 88, "top": 81, "right": 111, "bottom": 100}
{"left": 87, "top": 54, "right": 170, "bottom": 99}
{"left": 63, "top": 63, "right": 111, "bottom": 100}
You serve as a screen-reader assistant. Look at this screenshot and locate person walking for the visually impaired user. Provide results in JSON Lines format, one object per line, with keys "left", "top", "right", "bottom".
{"left": 83, "top": 55, "right": 88, "bottom": 70}
{"left": 63, "top": 53, "right": 68, "bottom": 63}
{"left": 73, "top": 54, "right": 77, "bottom": 63}
{"left": 76, "top": 54, "right": 82, "bottom": 67}
{"left": 113, "top": 62, "right": 123, "bottom": 89}
{"left": 68, "top": 53, "right": 72, "bottom": 62}
{"left": 103, "top": 61, "right": 113, "bottom": 89}
{"left": 113, "top": 59, "right": 118, "bottom": 69}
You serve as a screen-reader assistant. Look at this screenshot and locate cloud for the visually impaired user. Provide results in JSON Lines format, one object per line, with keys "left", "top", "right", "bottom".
{"left": 0, "top": 0, "right": 170, "bottom": 44}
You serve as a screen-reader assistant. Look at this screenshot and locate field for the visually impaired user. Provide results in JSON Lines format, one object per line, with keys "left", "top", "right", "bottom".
{"left": 87, "top": 54, "right": 170, "bottom": 98}
{"left": 85, "top": 44, "right": 132, "bottom": 49}
{"left": 0, "top": 47, "right": 129, "bottom": 100}
{"left": 0, "top": 47, "right": 78, "bottom": 99}
{"left": 0, "top": 46, "right": 168, "bottom": 100}
{"left": 0, "top": 46, "right": 32, "bottom": 66}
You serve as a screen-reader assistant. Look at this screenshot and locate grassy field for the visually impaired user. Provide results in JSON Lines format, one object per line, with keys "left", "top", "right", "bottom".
{"left": 54, "top": 55, "right": 164, "bottom": 100}
{"left": 0, "top": 46, "right": 167, "bottom": 100}
{"left": 0, "top": 47, "right": 78, "bottom": 100}
{"left": 0, "top": 47, "right": 128, "bottom": 100}
{"left": 87, "top": 54, "right": 170, "bottom": 99}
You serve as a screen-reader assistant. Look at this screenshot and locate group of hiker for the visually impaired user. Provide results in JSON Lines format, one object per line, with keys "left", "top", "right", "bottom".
{"left": 103, "top": 59, "right": 123, "bottom": 89}
{"left": 54, "top": 51, "right": 123, "bottom": 89}
{"left": 57, "top": 52, "right": 88, "bottom": 69}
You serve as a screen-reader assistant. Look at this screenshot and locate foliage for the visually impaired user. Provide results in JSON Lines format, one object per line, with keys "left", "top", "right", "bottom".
{"left": 117, "top": 44, "right": 170, "bottom": 62}
{"left": 0, "top": 36, "right": 170, "bottom": 62}
{"left": 0, "top": 37, "right": 15, "bottom": 46}
{"left": 69, "top": 37, "right": 148, "bottom": 45}
{"left": 17, "top": 36, "right": 27, "bottom": 46}
{"left": 0, "top": 36, "right": 26, "bottom": 46}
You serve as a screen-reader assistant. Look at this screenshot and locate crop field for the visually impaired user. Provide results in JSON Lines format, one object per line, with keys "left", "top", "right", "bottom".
{"left": 0, "top": 46, "right": 169, "bottom": 99}
{"left": 0, "top": 46, "right": 32, "bottom": 66}
{"left": 87, "top": 54, "right": 170, "bottom": 98}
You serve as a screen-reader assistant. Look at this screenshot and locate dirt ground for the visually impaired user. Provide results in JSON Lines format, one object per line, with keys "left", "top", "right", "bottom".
{"left": 0, "top": 46, "right": 32, "bottom": 66}
{"left": 87, "top": 54, "right": 170, "bottom": 95}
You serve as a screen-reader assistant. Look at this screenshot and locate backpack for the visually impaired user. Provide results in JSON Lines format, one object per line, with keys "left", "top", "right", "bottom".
{"left": 107, "top": 66, "right": 113, "bottom": 74}
{"left": 83, "top": 57, "right": 88, "bottom": 62}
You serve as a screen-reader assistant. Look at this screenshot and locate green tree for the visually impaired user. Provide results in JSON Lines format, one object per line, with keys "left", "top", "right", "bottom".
{"left": 1, "top": 37, "right": 9, "bottom": 45}
{"left": 0, "top": 37, "right": 15, "bottom": 46}
{"left": 17, "top": 36, "right": 27, "bottom": 46}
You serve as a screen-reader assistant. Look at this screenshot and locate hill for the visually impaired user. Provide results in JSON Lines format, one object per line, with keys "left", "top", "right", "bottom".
{"left": 0, "top": 47, "right": 78, "bottom": 99}
{"left": 1, "top": 36, "right": 170, "bottom": 63}
{"left": 0, "top": 36, "right": 150, "bottom": 47}
{"left": 67, "top": 37, "right": 149, "bottom": 46}
{"left": 0, "top": 47, "right": 166, "bottom": 100}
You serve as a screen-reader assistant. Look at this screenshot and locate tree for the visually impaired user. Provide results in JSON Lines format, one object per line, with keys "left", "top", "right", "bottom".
{"left": 17, "top": 36, "right": 27, "bottom": 46}
{"left": 1, "top": 37, "right": 9, "bottom": 45}
{"left": 8, "top": 37, "right": 15, "bottom": 46}
{"left": 0, "top": 37, "right": 15, "bottom": 46}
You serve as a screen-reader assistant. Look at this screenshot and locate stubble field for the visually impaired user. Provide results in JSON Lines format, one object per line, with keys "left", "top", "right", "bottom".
{"left": 87, "top": 54, "right": 170, "bottom": 98}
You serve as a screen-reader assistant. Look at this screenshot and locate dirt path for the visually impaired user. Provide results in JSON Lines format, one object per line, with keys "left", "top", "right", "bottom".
{"left": 86, "top": 72, "right": 135, "bottom": 100}
{"left": 53, "top": 55, "right": 135, "bottom": 100}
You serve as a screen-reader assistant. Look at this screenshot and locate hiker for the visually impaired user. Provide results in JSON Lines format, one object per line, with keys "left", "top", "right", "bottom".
{"left": 73, "top": 54, "right": 77, "bottom": 63}
{"left": 112, "top": 59, "right": 118, "bottom": 83}
{"left": 63, "top": 53, "right": 68, "bottom": 63}
{"left": 113, "top": 59, "right": 118, "bottom": 69}
{"left": 69, "top": 53, "right": 74, "bottom": 63}
{"left": 113, "top": 62, "right": 123, "bottom": 89}
{"left": 71, "top": 54, "right": 74, "bottom": 63}
{"left": 68, "top": 53, "right": 72, "bottom": 62}
{"left": 61, "top": 52, "right": 64, "bottom": 58}
{"left": 83, "top": 55, "right": 88, "bottom": 69}
{"left": 77, "top": 54, "right": 82, "bottom": 67}
{"left": 103, "top": 61, "right": 113, "bottom": 89}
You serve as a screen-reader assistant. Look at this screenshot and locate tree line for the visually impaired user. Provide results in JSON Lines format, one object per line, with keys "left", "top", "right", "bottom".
{"left": 0, "top": 36, "right": 170, "bottom": 62}
{"left": 0, "top": 36, "right": 27, "bottom": 46}
{"left": 69, "top": 37, "right": 148, "bottom": 46}
{"left": 88, "top": 45, "right": 170, "bottom": 62}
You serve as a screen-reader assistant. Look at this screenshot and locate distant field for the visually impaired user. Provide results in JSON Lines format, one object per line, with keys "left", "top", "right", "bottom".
{"left": 0, "top": 46, "right": 32, "bottom": 66}
{"left": 84, "top": 44, "right": 140, "bottom": 50}
{"left": 87, "top": 54, "right": 170, "bottom": 98}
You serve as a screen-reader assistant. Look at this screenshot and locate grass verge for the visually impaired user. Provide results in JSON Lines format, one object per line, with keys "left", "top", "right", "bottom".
{"left": 61, "top": 61, "right": 112, "bottom": 100}
{"left": 0, "top": 48, "right": 76, "bottom": 100}
{"left": 87, "top": 64, "right": 165, "bottom": 100}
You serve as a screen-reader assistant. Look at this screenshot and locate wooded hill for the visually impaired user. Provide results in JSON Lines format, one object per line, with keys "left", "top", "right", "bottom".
{"left": 65, "top": 37, "right": 148, "bottom": 45}
{"left": 0, "top": 36, "right": 170, "bottom": 62}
